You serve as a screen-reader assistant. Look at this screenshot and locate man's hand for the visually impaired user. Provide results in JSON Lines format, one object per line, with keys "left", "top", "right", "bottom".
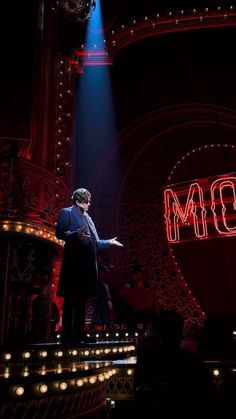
{"left": 110, "top": 237, "right": 123, "bottom": 247}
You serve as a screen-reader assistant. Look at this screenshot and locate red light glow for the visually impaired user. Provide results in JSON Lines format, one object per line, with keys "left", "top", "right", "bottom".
{"left": 164, "top": 173, "right": 236, "bottom": 243}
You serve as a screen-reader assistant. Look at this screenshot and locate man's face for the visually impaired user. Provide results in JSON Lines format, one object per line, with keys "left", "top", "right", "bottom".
{"left": 78, "top": 197, "right": 91, "bottom": 211}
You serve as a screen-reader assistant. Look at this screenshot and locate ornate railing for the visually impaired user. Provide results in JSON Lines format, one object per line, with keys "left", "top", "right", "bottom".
{"left": 0, "top": 156, "right": 69, "bottom": 230}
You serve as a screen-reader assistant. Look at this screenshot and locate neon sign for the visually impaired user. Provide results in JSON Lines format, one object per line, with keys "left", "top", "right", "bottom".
{"left": 164, "top": 173, "right": 236, "bottom": 243}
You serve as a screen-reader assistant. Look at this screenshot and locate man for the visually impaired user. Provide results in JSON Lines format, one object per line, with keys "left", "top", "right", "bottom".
{"left": 55, "top": 188, "right": 123, "bottom": 344}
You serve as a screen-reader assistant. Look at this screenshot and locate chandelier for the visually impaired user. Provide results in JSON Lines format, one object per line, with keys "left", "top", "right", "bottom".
{"left": 55, "top": 0, "right": 96, "bottom": 22}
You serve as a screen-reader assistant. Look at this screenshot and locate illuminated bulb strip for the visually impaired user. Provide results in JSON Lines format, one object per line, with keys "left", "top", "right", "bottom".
{"left": 79, "top": 8, "right": 234, "bottom": 50}
{"left": 0, "top": 221, "right": 64, "bottom": 246}
{"left": 79, "top": 8, "right": 236, "bottom": 56}
{"left": 13, "top": 367, "right": 115, "bottom": 398}
{"left": 168, "top": 144, "right": 232, "bottom": 184}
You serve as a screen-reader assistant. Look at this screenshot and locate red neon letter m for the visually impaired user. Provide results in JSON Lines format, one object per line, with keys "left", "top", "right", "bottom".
{"left": 164, "top": 182, "right": 207, "bottom": 243}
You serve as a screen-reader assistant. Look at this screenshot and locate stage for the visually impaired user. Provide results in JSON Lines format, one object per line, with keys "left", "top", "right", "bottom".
{"left": 0, "top": 332, "right": 235, "bottom": 418}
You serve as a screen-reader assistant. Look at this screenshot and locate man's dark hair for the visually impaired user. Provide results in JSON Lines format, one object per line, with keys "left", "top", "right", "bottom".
{"left": 71, "top": 188, "right": 91, "bottom": 204}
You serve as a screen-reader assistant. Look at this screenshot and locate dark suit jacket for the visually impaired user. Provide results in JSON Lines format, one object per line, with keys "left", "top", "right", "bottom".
{"left": 56, "top": 205, "right": 110, "bottom": 300}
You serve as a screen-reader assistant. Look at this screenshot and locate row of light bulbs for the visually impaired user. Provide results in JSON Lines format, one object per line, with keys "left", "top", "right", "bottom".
{"left": 2, "top": 362, "right": 134, "bottom": 378}
{"left": 1, "top": 344, "right": 135, "bottom": 363}
{"left": 13, "top": 368, "right": 116, "bottom": 397}
{"left": 109, "top": 13, "right": 232, "bottom": 48}
{"left": 0, "top": 221, "right": 63, "bottom": 247}
{"left": 3, "top": 362, "right": 112, "bottom": 377}
{"left": 75, "top": 5, "right": 235, "bottom": 52}
{"left": 55, "top": 60, "right": 74, "bottom": 179}
{"left": 9, "top": 366, "right": 225, "bottom": 399}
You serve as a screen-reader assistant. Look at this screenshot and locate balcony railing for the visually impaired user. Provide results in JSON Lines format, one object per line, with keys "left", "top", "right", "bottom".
{"left": 0, "top": 156, "right": 69, "bottom": 230}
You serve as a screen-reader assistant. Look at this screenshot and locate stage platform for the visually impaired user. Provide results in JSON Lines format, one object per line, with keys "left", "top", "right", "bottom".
{"left": 0, "top": 335, "right": 235, "bottom": 418}
{"left": 0, "top": 336, "right": 137, "bottom": 418}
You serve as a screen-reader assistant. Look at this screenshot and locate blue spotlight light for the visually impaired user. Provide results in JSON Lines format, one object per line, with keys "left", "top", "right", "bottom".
{"left": 74, "top": 0, "right": 121, "bottom": 187}
{"left": 86, "top": 0, "right": 102, "bottom": 33}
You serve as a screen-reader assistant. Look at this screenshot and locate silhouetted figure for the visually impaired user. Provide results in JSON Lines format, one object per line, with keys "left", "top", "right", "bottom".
{"left": 130, "top": 264, "right": 149, "bottom": 289}
{"left": 93, "top": 260, "right": 117, "bottom": 324}
{"left": 134, "top": 309, "right": 216, "bottom": 418}
{"left": 198, "top": 315, "right": 236, "bottom": 360}
{"left": 181, "top": 322, "right": 203, "bottom": 355}
{"left": 216, "top": 369, "right": 236, "bottom": 419}
{"left": 195, "top": 315, "right": 236, "bottom": 418}
{"left": 31, "top": 287, "right": 60, "bottom": 342}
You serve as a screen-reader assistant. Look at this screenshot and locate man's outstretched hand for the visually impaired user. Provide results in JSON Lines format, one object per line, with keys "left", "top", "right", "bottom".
{"left": 110, "top": 237, "right": 123, "bottom": 247}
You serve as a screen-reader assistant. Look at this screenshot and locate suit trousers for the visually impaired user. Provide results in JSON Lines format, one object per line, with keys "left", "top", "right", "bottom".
{"left": 61, "top": 296, "right": 87, "bottom": 344}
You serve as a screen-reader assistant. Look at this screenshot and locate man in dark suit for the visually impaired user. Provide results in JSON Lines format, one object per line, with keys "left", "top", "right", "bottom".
{"left": 56, "top": 188, "right": 123, "bottom": 344}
